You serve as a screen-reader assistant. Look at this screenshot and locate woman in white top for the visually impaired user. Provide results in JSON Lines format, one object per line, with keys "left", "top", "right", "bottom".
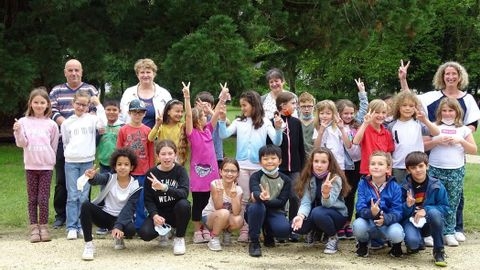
{"left": 120, "top": 58, "right": 172, "bottom": 128}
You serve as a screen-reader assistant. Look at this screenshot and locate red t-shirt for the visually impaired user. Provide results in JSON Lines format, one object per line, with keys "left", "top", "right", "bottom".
{"left": 359, "top": 124, "right": 395, "bottom": 175}
{"left": 116, "top": 123, "right": 154, "bottom": 175}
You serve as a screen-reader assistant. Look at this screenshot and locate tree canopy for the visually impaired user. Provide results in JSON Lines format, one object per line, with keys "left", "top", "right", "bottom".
{"left": 1, "top": 0, "right": 479, "bottom": 124}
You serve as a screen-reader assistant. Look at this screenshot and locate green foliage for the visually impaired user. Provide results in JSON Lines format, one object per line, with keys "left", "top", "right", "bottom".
{"left": 1, "top": 0, "right": 480, "bottom": 121}
{"left": 163, "top": 15, "right": 255, "bottom": 99}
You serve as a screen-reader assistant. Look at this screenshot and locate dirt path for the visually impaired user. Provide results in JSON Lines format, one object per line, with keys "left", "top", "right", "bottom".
{"left": 1, "top": 228, "right": 479, "bottom": 269}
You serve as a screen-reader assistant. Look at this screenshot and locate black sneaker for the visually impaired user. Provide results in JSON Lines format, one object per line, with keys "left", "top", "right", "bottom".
{"left": 389, "top": 243, "right": 403, "bottom": 258}
{"left": 433, "top": 248, "right": 447, "bottom": 267}
{"left": 53, "top": 218, "right": 65, "bottom": 229}
{"left": 249, "top": 242, "right": 262, "bottom": 257}
{"left": 356, "top": 242, "right": 369, "bottom": 257}
{"left": 264, "top": 235, "right": 276, "bottom": 247}
{"left": 288, "top": 232, "right": 300, "bottom": 242}
{"left": 406, "top": 246, "right": 419, "bottom": 254}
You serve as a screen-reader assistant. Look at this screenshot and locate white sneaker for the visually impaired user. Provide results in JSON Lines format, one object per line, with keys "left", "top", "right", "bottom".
{"left": 82, "top": 242, "right": 95, "bottom": 261}
{"left": 444, "top": 234, "right": 459, "bottom": 247}
{"left": 173, "top": 237, "right": 186, "bottom": 255}
{"left": 423, "top": 236, "right": 434, "bottom": 247}
{"left": 114, "top": 237, "right": 125, "bottom": 250}
{"left": 78, "top": 228, "right": 84, "bottom": 237}
{"left": 158, "top": 235, "right": 169, "bottom": 247}
{"left": 67, "top": 229, "right": 78, "bottom": 240}
{"left": 454, "top": 231, "right": 466, "bottom": 242}
{"left": 208, "top": 237, "right": 222, "bottom": 251}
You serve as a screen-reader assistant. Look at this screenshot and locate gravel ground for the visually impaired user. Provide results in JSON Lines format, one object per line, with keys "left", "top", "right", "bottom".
{"left": 1, "top": 228, "right": 479, "bottom": 270}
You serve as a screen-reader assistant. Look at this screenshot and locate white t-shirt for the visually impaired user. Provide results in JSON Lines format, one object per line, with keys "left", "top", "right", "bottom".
{"left": 387, "top": 119, "right": 429, "bottom": 169}
{"left": 313, "top": 126, "right": 345, "bottom": 169}
{"left": 103, "top": 180, "right": 137, "bottom": 217}
{"left": 429, "top": 124, "right": 471, "bottom": 169}
{"left": 202, "top": 180, "right": 243, "bottom": 217}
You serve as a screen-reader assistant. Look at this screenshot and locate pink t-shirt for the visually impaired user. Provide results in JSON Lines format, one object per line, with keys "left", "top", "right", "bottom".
{"left": 187, "top": 122, "right": 219, "bottom": 192}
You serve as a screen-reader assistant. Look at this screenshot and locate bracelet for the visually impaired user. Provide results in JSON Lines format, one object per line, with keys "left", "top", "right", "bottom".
{"left": 163, "top": 184, "right": 169, "bottom": 192}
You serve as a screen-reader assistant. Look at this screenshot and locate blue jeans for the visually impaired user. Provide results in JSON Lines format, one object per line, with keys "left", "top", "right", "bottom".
{"left": 246, "top": 201, "right": 290, "bottom": 243}
{"left": 294, "top": 206, "right": 346, "bottom": 237}
{"left": 133, "top": 175, "right": 146, "bottom": 230}
{"left": 352, "top": 217, "right": 404, "bottom": 244}
{"left": 403, "top": 208, "right": 444, "bottom": 250}
{"left": 65, "top": 161, "right": 93, "bottom": 230}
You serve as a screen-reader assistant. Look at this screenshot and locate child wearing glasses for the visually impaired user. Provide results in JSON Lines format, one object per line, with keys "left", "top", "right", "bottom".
{"left": 61, "top": 90, "right": 106, "bottom": 240}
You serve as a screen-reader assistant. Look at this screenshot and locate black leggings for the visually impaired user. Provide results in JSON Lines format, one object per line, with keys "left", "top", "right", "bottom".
{"left": 191, "top": 192, "right": 210, "bottom": 222}
{"left": 344, "top": 161, "right": 361, "bottom": 222}
{"left": 80, "top": 201, "right": 136, "bottom": 242}
{"left": 138, "top": 199, "right": 191, "bottom": 241}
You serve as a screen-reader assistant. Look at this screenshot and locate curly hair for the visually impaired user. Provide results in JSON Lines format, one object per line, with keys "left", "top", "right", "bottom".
{"left": 109, "top": 147, "right": 138, "bottom": 172}
{"left": 432, "top": 61, "right": 469, "bottom": 90}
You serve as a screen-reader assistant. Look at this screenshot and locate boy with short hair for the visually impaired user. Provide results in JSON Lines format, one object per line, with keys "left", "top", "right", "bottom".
{"left": 116, "top": 99, "right": 154, "bottom": 230}
{"left": 97, "top": 100, "right": 124, "bottom": 173}
{"left": 400, "top": 151, "right": 449, "bottom": 267}
{"left": 298, "top": 92, "right": 315, "bottom": 156}
{"left": 247, "top": 145, "right": 291, "bottom": 257}
{"left": 95, "top": 99, "right": 124, "bottom": 235}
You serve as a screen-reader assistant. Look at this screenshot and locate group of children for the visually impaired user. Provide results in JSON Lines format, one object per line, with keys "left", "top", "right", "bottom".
{"left": 13, "top": 65, "right": 477, "bottom": 267}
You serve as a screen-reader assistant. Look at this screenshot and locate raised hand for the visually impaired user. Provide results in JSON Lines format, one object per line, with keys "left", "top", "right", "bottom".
{"left": 182, "top": 81, "right": 191, "bottom": 98}
{"left": 259, "top": 182, "right": 270, "bottom": 201}
{"left": 214, "top": 179, "right": 224, "bottom": 196}
{"left": 406, "top": 190, "right": 416, "bottom": 207}
{"left": 363, "top": 109, "right": 373, "bottom": 124}
{"left": 90, "top": 96, "right": 100, "bottom": 106}
{"left": 354, "top": 78, "right": 365, "bottom": 92}
{"left": 398, "top": 59, "right": 410, "bottom": 80}
{"left": 273, "top": 112, "right": 284, "bottom": 129}
{"left": 229, "top": 182, "right": 238, "bottom": 199}
{"left": 370, "top": 198, "right": 381, "bottom": 217}
{"left": 12, "top": 118, "right": 20, "bottom": 131}
{"left": 147, "top": 172, "right": 166, "bottom": 191}
{"left": 154, "top": 108, "right": 163, "bottom": 126}
{"left": 321, "top": 172, "right": 333, "bottom": 197}
{"left": 84, "top": 165, "right": 99, "bottom": 179}
{"left": 219, "top": 82, "right": 230, "bottom": 102}
{"left": 415, "top": 107, "right": 426, "bottom": 122}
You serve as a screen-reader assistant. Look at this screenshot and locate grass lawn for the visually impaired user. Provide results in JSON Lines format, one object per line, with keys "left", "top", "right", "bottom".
{"left": 2, "top": 115, "right": 479, "bottom": 232}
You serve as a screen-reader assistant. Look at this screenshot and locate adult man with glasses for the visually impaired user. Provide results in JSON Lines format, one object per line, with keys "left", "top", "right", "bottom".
{"left": 49, "top": 59, "right": 99, "bottom": 228}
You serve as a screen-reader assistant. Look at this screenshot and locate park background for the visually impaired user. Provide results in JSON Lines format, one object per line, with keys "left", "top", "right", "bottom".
{"left": 1, "top": 3, "right": 480, "bottom": 268}
{"left": 1, "top": 1, "right": 480, "bottom": 129}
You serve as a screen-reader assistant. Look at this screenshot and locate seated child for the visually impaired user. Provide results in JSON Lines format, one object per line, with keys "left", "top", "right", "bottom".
{"left": 400, "top": 151, "right": 449, "bottom": 267}
{"left": 291, "top": 147, "right": 351, "bottom": 254}
{"left": 80, "top": 148, "right": 141, "bottom": 261}
{"left": 138, "top": 140, "right": 191, "bottom": 256}
{"left": 352, "top": 151, "right": 404, "bottom": 258}
{"left": 246, "top": 145, "right": 291, "bottom": 257}
{"left": 202, "top": 158, "right": 244, "bottom": 251}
